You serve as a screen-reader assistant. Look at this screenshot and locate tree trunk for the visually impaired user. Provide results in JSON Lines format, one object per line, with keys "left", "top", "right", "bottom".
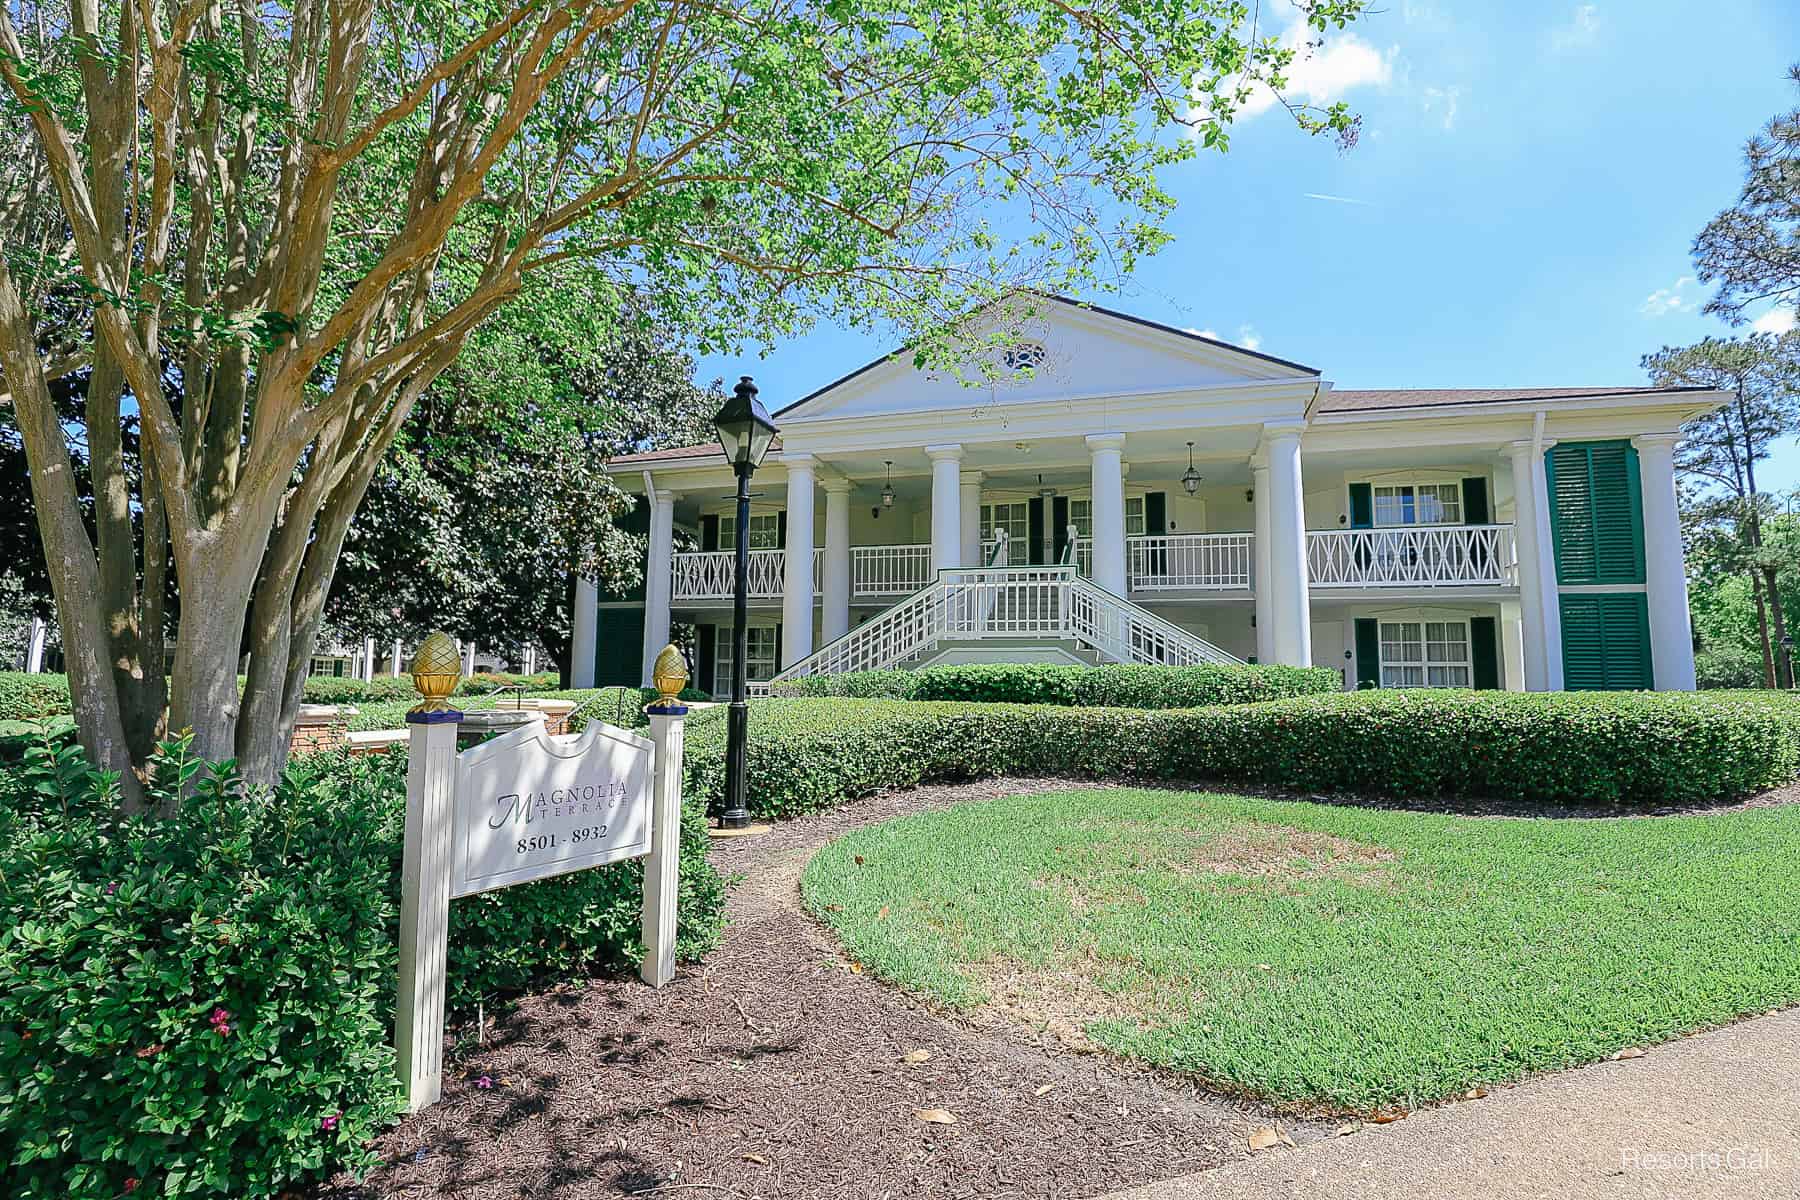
{"left": 1750, "top": 571, "right": 1777, "bottom": 689}
{"left": 1764, "top": 564, "right": 1793, "bottom": 690}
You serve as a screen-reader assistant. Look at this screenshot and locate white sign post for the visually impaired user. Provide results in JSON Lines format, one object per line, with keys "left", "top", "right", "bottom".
{"left": 395, "top": 699, "right": 687, "bottom": 1112}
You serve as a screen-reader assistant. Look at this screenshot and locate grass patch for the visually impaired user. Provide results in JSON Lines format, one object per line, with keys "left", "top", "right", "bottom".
{"left": 802, "top": 788, "right": 1800, "bottom": 1114}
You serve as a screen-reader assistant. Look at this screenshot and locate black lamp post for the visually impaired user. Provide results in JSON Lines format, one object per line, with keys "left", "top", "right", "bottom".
{"left": 713, "top": 376, "right": 779, "bottom": 829}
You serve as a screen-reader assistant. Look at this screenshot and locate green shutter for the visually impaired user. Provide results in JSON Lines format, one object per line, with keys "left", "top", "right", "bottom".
{"left": 696, "top": 624, "right": 717, "bottom": 696}
{"left": 1053, "top": 496, "right": 1070, "bottom": 562}
{"left": 1028, "top": 498, "right": 1046, "bottom": 565}
{"left": 1470, "top": 616, "right": 1500, "bottom": 690}
{"left": 701, "top": 515, "right": 719, "bottom": 551}
{"left": 1353, "top": 618, "right": 1381, "bottom": 689}
{"left": 1559, "top": 593, "right": 1653, "bottom": 690}
{"left": 595, "top": 608, "right": 645, "bottom": 686}
{"left": 1548, "top": 442, "right": 1644, "bottom": 586}
{"left": 1461, "top": 477, "right": 1490, "bottom": 525}
{"left": 1348, "top": 483, "right": 1373, "bottom": 529}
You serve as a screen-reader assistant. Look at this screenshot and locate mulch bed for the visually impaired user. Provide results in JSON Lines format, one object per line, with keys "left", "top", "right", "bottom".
{"left": 320, "top": 773, "right": 1799, "bottom": 1200}
{"left": 320, "top": 778, "right": 1320, "bottom": 1200}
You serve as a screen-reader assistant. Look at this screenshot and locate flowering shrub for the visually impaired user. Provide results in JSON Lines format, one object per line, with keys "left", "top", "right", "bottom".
{"left": 0, "top": 733, "right": 726, "bottom": 1198}
{"left": 686, "top": 690, "right": 1800, "bottom": 819}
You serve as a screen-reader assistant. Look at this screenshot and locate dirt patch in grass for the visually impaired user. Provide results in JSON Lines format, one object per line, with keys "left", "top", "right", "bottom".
{"left": 1172, "top": 822, "right": 1396, "bottom": 885}
{"left": 963, "top": 945, "right": 1166, "bottom": 1054}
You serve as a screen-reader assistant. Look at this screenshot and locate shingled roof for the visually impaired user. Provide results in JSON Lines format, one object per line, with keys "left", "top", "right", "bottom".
{"left": 1316, "top": 386, "right": 1708, "bottom": 414}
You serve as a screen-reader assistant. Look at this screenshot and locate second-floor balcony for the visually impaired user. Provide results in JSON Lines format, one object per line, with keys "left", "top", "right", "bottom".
{"left": 669, "top": 524, "right": 1517, "bottom": 602}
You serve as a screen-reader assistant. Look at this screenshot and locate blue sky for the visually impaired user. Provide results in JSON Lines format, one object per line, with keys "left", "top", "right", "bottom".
{"left": 696, "top": 0, "right": 1800, "bottom": 491}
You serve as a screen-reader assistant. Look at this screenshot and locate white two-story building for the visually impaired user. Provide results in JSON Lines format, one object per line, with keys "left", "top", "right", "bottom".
{"left": 573, "top": 297, "right": 1721, "bottom": 696}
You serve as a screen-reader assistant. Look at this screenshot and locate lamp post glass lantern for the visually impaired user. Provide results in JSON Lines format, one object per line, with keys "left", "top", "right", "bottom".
{"left": 714, "top": 377, "right": 779, "bottom": 829}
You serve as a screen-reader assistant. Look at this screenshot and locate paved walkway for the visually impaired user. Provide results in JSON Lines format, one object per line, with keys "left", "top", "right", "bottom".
{"left": 1103, "top": 1010, "right": 1800, "bottom": 1200}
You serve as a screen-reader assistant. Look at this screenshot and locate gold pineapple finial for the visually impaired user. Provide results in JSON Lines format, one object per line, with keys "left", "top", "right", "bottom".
{"left": 408, "top": 631, "right": 464, "bottom": 713}
{"left": 650, "top": 643, "right": 690, "bottom": 706}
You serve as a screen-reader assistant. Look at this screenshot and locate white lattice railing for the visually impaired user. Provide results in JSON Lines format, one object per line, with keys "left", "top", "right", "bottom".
{"left": 1068, "top": 577, "right": 1242, "bottom": 666}
{"left": 770, "top": 564, "right": 1240, "bottom": 683}
{"left": 671, "top": 548, "right": 821, "bottom": 600}
{"left": 851, "top": 543, "right": 933, "bottom": 595}
{"left": 1128, "top": 533, "right": 1254, "bottom": 591}
{"left": 1307, "top": 524, "right": 1515, "bottom": 587}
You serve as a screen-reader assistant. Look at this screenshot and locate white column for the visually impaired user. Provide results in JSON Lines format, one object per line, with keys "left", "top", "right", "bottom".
{"left": 25, "top": 616, "right": 47, "bottom": 673}
{"left": 1634, "top": 434, "right": 1697, "bottom": 691}
{"left": 571, "top": 577, "right": 598, "bottom": 687}
{"left": 1262, "top": 424, "right": 1312, "bottom": 667}
{"left": 781, "top": 455, "right": 817, "bottom": 668}
{"left": 1505, "top": 441, "right": 1562, "bottom": 691}
{"left": 640, "top": 488, "right": 680, "bottom": 685}
{"left": 822, "top": 476, "right": 852, "bottom": 643}
{"left": 927, "top": 445, "right": 964, "bottom": 573}
{"left": 1251, "top": 459, "right": 1274, "bottom": 664}
{"left": 462, "top": 640, "right": 476, "bottom": 678}
{"left": 1500, "top": 600, "right": 1527, "bottom": 692}
{"left": 524, "top": 646, "right": 536, "bottom": 676}
{"left": 362, "top": 636, "right": 376, "bottom": 682}
{"left": 397, "top": 713, "right": 459, "bottom": 1111}
{"left": 960, "top": 471, "right": 984, "bottom": 566}
{"left": 391, "top": 637, "right": 404, "bottom": 677}
{"left": 1087, "top": 433, "right": 1128, "bottom": 595}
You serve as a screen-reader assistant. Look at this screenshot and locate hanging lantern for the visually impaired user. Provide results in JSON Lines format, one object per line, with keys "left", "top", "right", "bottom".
{"left": 880, "top": 460, "right": 895, "bottom": 509}
{"left": 1181, "top": 441, "right": 1202, "bottom": 496}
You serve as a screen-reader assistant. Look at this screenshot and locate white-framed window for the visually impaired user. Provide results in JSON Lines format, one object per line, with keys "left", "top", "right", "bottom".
{"left": 719, "top": 512, "right": 780, "bottom": 550}
{"left": 1379, "top": 619, "right": 1472, "bottom": 688}
{"left": 1068, "top": 496, "right": 1146, "bottom": 537}
{"left": 980, "top": 502, "right": 1030, "bottom": 563}
{"left": 1372, "top": 482, "right": 1462, "bottom": 527}
{"left": 716, "top": 625, "right": 779, "bottom": 687}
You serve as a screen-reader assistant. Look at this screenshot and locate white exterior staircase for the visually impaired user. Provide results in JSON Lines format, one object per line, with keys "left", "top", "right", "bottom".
{"left": 769, "top": 531, "right": 1242, "bottom": 686}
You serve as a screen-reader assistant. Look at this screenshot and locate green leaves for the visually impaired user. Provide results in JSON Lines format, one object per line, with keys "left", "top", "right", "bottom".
{"left": 686, "top": 690, "right": 1800, "bottom": 822}
{"left": 0, "top": 739, "right": 727, "bottom": 1198}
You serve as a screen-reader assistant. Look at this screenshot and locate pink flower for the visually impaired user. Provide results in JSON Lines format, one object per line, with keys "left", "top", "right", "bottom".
{"left": 104, "top": 881, "right": 119, "bottom": 896}
{"left": 321, "top": 1111, "right": 342, "bottom": 1132}
{"left": 208, "top": 1007, "right": 232, "bottom": 1037}
{"left": 475, "top": 1074, "right": 493, "bottom": 1090}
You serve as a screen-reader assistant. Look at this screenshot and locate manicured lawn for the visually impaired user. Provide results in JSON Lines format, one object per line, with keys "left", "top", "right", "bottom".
{"left": 801, "top": 788, "right": 1800, "bottom": 1114}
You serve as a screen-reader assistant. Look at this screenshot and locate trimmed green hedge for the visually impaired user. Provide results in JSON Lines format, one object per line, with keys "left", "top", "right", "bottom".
{"left": 0, "top": 736, "right": 725, "bottom": 1199}
{"left": 768, "top": 662, "right": 1340, "bottom": 707}
{"left": 0, "top": 673, "right": 72, "bottom": 721}
{"left": 686, "top": 690, "right": 1800, "bottom": 818}
{"left": 0, "top": 671, "right": 633, "bottom": 721}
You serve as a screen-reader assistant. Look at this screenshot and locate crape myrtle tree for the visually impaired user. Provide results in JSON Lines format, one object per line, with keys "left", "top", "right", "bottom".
{"left": 325, "top": 282, "right": 720, "bottom": 666}
{"left": 0, "top": 0, "right": 1369, "bottom": 802}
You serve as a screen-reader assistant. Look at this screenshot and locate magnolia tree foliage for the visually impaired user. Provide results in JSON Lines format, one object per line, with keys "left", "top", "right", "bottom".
{"left": 0, "top": 0, "right": 1368, "bottom": 800}
{"left": 326, "top": 287, "right": 721, "bottom": 661}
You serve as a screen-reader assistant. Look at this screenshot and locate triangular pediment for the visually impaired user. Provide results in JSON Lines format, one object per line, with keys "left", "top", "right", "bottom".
{"left": 776, "top": 296, "right": 1317, "bottom": 425}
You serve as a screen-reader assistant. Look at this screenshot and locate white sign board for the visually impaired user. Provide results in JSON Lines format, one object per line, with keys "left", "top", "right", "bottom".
{"left": 449, "top": 720, "right": 653, "bottom": 898}
{"left": 395, "top": 703, "right": 686, "bottom": 1114}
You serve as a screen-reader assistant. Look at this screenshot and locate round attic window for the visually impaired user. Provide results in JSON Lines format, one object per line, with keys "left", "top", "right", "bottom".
{"left": 1001, "top": 341, "right": 1048, "bottom": 372}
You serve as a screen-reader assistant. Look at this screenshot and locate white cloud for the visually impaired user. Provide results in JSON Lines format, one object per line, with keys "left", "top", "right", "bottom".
{"left": 1421, "top": 85, "right": 1462, "bottom": 131}
{"left": 1237, "top": 324, "right": 1263, "bottom": 351}
{"left": 1401, "top": 0, "right": 1450, "bottom": 32}
{"left": 1549, "top": 5, "right": 1602, "bottom": 52}
{"left": 1641, "top": 276, "right": 1697, "bottom": 317}
{"left": 1199, "top": 15, "right": 1397, "bottom": 126}
{"left": 1751, "top": 307, "right": 1797, "bottom": 335}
